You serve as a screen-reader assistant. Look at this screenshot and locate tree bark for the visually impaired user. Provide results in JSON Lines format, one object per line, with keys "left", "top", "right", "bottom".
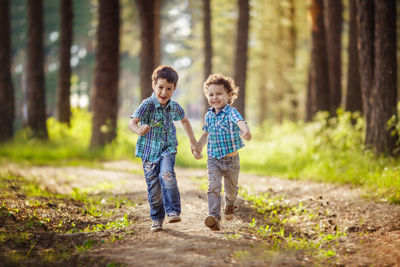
{"left": 258, "top": 73, "right": 268, "bottom": 124}
{"left": 305, "top": 66, "right": 313, "bottom": 121}
{"left": 27, "top": 0, "right": 48, "bottom": 139}
{"left": 370, "top": 0, "right": 397, "bottom": 154}
{"left": 153, "top": 0, "right": 161, "bottom": 67}
{"left": 233, "top": 0, "right": 249, "bottom": 118}
{"left": 136, "top": 0, "right": 162, "bottom": 100}
{"left": 0, "top": 0, "right": 14, "bottom": 141}
{"left": 345, "top": 0, "right": 362, "bottom": 113}
{"left": 287, "top": 0, "right": 298, "bottom": 121}
{"left": 90, "top": 0, "right": 120, "bottom": 147}
{"left": 203, "top": 0, "right": 212, "bottom": 115}
{"left": 309, "top": 0, "right": 330, "bottom": 116}
{"left": 323, "top": 0, "right": 343, "bottom": 115}
{"left": 356, "top": 0, "right": 374, "bottom": 145}
{"left": 56, "top": 0, "right": 73, "bottom": 125}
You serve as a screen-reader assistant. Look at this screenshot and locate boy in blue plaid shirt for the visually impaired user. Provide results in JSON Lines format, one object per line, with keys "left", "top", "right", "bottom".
{"left": 129, "top": 65, "right": 198, "bottom": 232}
{"left": 196, "top": 74, "right": 251, "bottom": 231}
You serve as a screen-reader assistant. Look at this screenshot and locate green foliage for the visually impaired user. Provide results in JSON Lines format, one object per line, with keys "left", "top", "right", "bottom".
{"left": 0, "top": 109, "right": 140, "bottom": 166}
{"left": 238, "top": 110, "right": 400, "bottom": 203}
{"left": 0, "top": 170, "right": 131, "bottom": 266}
{"left": 84, "top": 214, "right": 130, "bottom": 232}
{"left": 243, "top": 192, "right": 346, "bottom": 262}
{"left": 0, "top": 109, "right": 399, "bottom": 202}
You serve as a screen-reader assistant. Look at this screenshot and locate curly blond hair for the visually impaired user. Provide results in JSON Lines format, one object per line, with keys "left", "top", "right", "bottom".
{"left": 203, "top": 74, "right": 239, "bottom": 104}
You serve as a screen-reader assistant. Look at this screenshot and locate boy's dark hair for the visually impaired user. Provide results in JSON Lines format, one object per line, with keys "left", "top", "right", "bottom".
{"left": 152, "top": 65, "right": 179, "bottom": 87}
{"left": 203, "top": 73, "right": 239, "bottom": 104}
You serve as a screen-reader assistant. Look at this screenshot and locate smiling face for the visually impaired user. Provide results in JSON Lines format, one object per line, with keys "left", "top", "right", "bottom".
{"left": 153, "top": 78, "right": 176, "bottom": 106}
{"left": 206, "top": 84, "right": 231, "bottom": 112}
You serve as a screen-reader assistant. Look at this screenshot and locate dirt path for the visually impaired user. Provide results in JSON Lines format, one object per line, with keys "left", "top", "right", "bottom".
{"left": 19, "top": 161, "right": 400, "bottom": 266}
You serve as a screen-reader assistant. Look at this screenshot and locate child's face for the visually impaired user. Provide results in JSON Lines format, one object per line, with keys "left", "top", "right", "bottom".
{"left": 153, "top": 78, "right": 176, "bottom": 106}
{"left": 206, "top": 84, "right": 231, "bottom": 112}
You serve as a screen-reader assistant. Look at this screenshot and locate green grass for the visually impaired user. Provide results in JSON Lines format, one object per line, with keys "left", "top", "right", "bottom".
{"left": 0, "top": 170, "right": 130, "bottom": 266}
{"left": 242, "top": 190, "right": 346, "bottom": 263}
{"left": 0, "top": 109, "right": 399, "bottom": 203}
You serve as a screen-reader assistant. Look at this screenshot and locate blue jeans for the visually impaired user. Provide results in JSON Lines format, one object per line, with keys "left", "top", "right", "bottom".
{"left": 207, "top": 154, "right": 240, "bottom": 220}
{"left": 142, "top": 153, "right": 181, "bottom": 221}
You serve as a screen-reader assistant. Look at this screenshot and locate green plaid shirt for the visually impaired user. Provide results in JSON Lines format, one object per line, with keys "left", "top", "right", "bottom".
{"left": 131, "top": 93, "right": 185, "bottom": 162}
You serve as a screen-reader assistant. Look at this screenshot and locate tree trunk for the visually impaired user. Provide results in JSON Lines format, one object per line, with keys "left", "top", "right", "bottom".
{"left": 56, "top": 0, "right": 73, "bottom": 125}
{"left": 323, "top": 0, "right": 343, "bottom": 115}
{"left": 356, "top": 0, "right": 374, "bottom": 145}
{"left": 309, "top": 0, "right": 330, "bottom": 116}
{"left": 136, "top": 0, "right": 162, "bottom": 100}
{"left": 305, "top": 66, "right": 313, "bottom": 121}
{"left": 90, "top": 0, "right": 120, "bottom": 147}
{"left": 233, "top": 0, "right": 249, "bottom": 118}
{"left": 27, "top": 0, "right": 48, "bottom": 139}
{"left": 153, "top": 0, "right": 161, "bottom": 67}
{"left": 344, "top": 0, "right": 362, "bottom": 113}
{"left": 0, "top": 0, "right": 14, "bottom": 141}
{"left": 370, "top": 0, "right": 397, "bottom": 154}
{"left": 203, "top": 0, "right": 212, "bottom": 115}
{"left": 258, "top": 74, "right": 267, "bottom": 124}
{"left": 287, "top": 0, "right": 298, "bottom": 121}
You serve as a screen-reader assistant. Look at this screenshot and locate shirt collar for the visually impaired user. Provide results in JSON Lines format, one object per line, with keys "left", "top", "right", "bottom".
{"left": 209, "top": 104, "right": 230, "bottom": 115}
{"left": 151, "top": 93, "right": 171, "bottom": 109}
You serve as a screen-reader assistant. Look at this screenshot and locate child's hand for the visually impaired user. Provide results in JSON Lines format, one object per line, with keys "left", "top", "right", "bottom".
{"left": 241, "top": 131, "right": 252, "bottom": 141}
{"left": 139, "top": 124, "right": 150, "bottom": 136}
{"left": 193, "top": 151, "right": 203, "bottom": 159}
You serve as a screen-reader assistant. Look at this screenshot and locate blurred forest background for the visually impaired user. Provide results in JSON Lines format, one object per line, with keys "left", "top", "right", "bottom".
{"left": 1, "top": 0, "right": 400, "bottom": 201}
{"left": 6, "top": 0, "right": 312, "bottom": 129}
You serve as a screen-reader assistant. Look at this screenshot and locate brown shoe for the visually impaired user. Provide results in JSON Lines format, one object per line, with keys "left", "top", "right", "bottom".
{"left": 224, "top": 205, "right": 237, "bottom": 220}
{"left": 205, "top": 215, "right": 220, "bottom": 231}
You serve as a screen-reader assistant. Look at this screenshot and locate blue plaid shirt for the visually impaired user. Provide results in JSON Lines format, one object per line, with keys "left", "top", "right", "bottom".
{"left": 131, "top": 93, "right": 185, "bottom": 162}
{"left": 202, "top": 104, "right": 245, "bottom": 159}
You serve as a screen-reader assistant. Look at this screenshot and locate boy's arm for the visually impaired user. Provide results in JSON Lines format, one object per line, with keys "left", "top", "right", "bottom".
{"left": 180, "top": 116, "right": 198, "bottom": 151}
{"left": 129, "top": 118, "right": 150, "bottom": 136}
{"left": 197, "top": 132, "right": 208, "bottom": 152}
{"left": 237, "top": 120, "right": 252, "bottom": 141}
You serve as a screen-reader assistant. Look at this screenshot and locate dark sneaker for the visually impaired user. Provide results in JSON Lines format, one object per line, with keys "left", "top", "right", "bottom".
{"left": 205, "top": 215, "right": 220, "bottom": 231}
{"left": 150, "top": 220, "right": 163, "bottom": 232}
{"left": 168, "top": 214, "right": 181, "bottom": 223}
{"left": 224, "top": 205, "right": 237, "bottom": 220}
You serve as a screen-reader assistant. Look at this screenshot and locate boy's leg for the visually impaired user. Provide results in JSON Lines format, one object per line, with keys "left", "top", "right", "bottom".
{"left": 142, "top": 160, "right": 165, "bottom": 222}
{"left": 158, "top": 153, "right": 181, "bottom": 218}
{"left": 207, "top": 157, "right": 223, "bottom": 220}
{"left": 223, "top": 154, "right": 240, "bottom": 206}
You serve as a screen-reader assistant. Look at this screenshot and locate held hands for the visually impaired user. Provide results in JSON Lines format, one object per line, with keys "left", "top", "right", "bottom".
{"left": 191, "top": 143, "right": 203, "bottom": 160}
{"left": 139, "top": 124, "right": 150, "bottom": 136}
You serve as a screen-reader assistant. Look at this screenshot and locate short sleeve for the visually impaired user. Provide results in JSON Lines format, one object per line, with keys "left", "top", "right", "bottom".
{"left": 130, "top": 100, "right": 148, "bottom": 119}
{"left": 229, "top": 107, "right": 244, "bottom": 124}
{"left": 171, "top": 102, "right": 185, "bottom": 121}
{"left": 202, "top": 112, "right": 210, "bottom": 132}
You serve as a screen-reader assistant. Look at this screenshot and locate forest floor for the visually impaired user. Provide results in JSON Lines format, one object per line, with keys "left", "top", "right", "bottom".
{"left": 1, "top": 160, "right": 400, "bottom": 266}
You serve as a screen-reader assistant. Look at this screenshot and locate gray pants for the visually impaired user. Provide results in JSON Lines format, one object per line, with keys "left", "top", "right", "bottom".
{"left": 207, "top": 154, "right": 240, "bottom": 220}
